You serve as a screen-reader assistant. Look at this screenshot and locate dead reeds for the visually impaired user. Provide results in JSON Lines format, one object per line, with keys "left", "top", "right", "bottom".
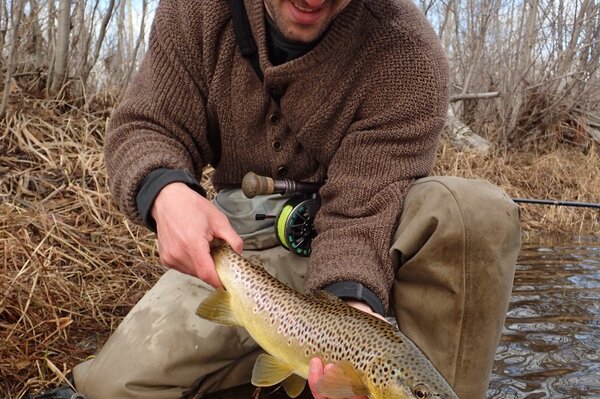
{"left": 434, "top": 139, "right": 600, "bottom": 235}
{"left": 1, "top": 94, "right": 599, "bottom": 398}
{"left": 1, "top": 96, "right": 163, "bottom": 397}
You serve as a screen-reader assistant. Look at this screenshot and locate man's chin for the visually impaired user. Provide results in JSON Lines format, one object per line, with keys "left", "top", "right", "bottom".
{"left": 282, "top": 25, "right": 323, "bottom": 43}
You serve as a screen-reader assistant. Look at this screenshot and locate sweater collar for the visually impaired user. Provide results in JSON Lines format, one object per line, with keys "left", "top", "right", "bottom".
{"left": 244, "top": 0, "right": 365, "bottom": 76}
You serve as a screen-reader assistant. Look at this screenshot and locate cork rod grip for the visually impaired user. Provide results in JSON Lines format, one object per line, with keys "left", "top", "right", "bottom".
{"left": 242, "top": 172, "right": 275, "bottom": 198}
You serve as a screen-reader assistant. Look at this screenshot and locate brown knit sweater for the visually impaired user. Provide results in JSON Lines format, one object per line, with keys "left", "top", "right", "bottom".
{"left": 104, "top": 0, "right": 449, "bottom": 310}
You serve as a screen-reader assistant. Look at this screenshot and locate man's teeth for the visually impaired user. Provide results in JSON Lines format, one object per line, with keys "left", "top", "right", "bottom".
{"left": 292, "top": 1, "right": 319, "bottom": 12}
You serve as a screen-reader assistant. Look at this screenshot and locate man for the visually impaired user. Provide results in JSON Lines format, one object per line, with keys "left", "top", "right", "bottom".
{"left": 37, "top": 0, "right": 521, "bottom": 398}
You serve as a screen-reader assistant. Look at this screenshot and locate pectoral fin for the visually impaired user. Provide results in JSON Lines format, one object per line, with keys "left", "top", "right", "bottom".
{"left": 282, "top": 373, "right": 307, "bottom": 398}
{"left": 251, "top": 354, "right": 294, "bottom": 387}
{"left": 316, "top": 361, "right": 369, "bottom": 398}
{"left": 195, "top": 289, "right": 239, "bottom": 326}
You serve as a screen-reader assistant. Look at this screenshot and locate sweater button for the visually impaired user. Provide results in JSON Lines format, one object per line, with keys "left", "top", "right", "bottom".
{"left": 267, "top": 84, "right": 284, "bottom": 98}
{"left": 269, "top": 112, "right": 281, "bottom": 125}
{"left": 272, "top": 140, "right": 282, "bottom": 151}
{"left": 276, "top": 165, "right": 288, "bottom": 177}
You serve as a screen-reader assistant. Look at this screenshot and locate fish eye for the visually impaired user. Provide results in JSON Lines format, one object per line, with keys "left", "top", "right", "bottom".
{"left": 413, "top": 383, "right": 431, "bottom": 398}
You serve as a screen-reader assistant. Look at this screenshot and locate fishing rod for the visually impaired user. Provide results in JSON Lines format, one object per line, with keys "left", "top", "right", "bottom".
{"left": 242, "top": 172, "right": 600, "bottom": 209}
{"left": 512, "top": 198, "right": 600, "bottom": 209}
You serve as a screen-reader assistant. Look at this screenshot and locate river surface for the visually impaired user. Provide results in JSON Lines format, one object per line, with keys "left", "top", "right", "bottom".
{"left": 488, "top": 235, "right": 600, "bottom": 399}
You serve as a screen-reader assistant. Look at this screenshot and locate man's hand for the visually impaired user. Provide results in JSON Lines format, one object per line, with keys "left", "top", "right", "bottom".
{"left": 343, "top": 300, "right": 386, "bottom": 321}
{"left": 151, "top": 182, "right": 243, "bottom": 287}
{"left": 308, "top": 359, "right": 367, "bottom": 399}
{"left": 307, "top": 300, "right": 385, "bottom": 399}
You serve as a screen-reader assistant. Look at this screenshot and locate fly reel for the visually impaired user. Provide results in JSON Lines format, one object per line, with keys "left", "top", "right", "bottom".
{"left": 242, "top": 172, "right": 323, "bottom": 257}
{"left": 275, "top": 194, "right": 320, "bottom": 256}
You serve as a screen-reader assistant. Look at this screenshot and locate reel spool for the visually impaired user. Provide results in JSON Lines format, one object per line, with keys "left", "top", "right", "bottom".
{"left": 276, "top": 195, "right": 320, "bottom": 257}
{"left": 242, "top": 172, "right": 322, "bottom": 257}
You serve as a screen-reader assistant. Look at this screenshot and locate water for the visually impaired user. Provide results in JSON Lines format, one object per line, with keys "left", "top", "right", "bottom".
{"left": 488, "top": 236, "right": 600, "bottom": 398}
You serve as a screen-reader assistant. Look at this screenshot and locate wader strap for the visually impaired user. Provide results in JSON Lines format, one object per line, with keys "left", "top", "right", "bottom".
{"left": 228, "top": 0, "right": 264, "bottom": 82}
{"left": 209, "top": 0, "right": 265, "bottom": 164}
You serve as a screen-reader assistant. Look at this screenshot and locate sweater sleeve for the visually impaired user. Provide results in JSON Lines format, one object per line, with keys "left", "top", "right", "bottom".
{"left": 305, "top": 21, "right": 450, "bottom": 311}
{"left": 104, "top": 0, "right": 215, "bottom": 224}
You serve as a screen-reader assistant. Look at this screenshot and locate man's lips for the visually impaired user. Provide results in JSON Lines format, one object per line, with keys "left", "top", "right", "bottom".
{"left": 286, "top": 0, "right": 327, "bottom": 25}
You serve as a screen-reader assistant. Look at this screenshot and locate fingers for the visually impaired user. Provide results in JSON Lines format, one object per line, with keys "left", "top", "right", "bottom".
{"left": 345, "top": 300, "right": 387, "bottom": 321}
{"left": 214, "top": 221, "right": 244, "bottom": 254}
{"left": 308, "top": 358, "right": 326, "bottom": 399}
{"left": 159, "top": 233, "right": 225, "bottom": 288}
{"left": 152, "top": 183, "right": 243, "bottom": 286}
{"left": 193, "top": 243, "right": 224, "bottom": 288}
{"left": 308, "top": 358, "right": 369, "bottom": 399}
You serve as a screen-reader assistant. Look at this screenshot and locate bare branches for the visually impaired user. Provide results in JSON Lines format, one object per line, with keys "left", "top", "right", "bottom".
{"left": 427, "top": 0, "right": 600, "bottom": 148}
{"left": 121, "top": 0, "right": 148, "bottom": 97}
{"left": 48, "top": 0, "right": 70, "bottom": 95}
{"left": 80, "top": 0, "right": 116, "bottom": 88}
{"left": 450, "top": 91, "right": 501, "bottom": 101}
{"left": 0, "top": 0, "right": 24, "bottom": 119}
{"left": 0, "top": 0, "right": 157, "bottom": 100}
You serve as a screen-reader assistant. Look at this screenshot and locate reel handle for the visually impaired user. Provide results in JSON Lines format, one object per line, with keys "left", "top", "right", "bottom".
{"left": 242, "top": 171, "right": 321, "bottom": 198}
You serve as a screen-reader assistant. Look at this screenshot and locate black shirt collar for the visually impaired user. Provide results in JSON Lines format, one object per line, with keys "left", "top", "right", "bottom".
{"left": 265, "top": 13, "right": 321, "bottom": 65}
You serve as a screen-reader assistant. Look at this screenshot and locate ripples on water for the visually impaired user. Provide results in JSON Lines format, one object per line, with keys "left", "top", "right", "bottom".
{"left": 488, "top": 236, "right": 600, "bottom": 398}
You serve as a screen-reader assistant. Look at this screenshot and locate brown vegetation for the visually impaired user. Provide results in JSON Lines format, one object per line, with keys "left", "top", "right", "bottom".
{"left": 1, "top": 94, "right": 161, "bottom": 397}
{"left": 434, "top": 141, "right": 600, "bottom": 236}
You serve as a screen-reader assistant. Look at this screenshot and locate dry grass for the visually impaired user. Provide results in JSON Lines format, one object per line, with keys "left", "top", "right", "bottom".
{"left": 433, "top": 140, "right": 600, "bottom": 236}
{"left": 0, "top": 98, "right": 164, "bottom": 397}
{"left": 1, "top": 95, "right": 599, "bottom": 398}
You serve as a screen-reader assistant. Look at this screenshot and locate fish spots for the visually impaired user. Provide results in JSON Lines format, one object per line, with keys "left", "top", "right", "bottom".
{"left": 212, "top": 243, "right": 459, "bottom": 399}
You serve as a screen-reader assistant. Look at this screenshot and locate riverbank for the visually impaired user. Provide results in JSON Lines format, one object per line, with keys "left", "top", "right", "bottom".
{"left": 1, "top": 98, "right": 598, "bottom": 397}
{"left": 434, "top": 141, "right": 600, "bottom": 236}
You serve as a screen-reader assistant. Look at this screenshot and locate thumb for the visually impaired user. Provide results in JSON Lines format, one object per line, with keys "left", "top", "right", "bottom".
{"left": 215, "top": 224, "right": 244, "bottom": 254}
{"left": 194, "top": 249, "right": 224, "bottom": 289}
{"left": 308, "top": 358, "right": 327, "bottom": 399}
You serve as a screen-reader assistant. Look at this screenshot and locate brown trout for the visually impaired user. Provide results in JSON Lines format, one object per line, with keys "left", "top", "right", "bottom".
{"left": 196, "top": 242, "right": 459, "bottom": 399}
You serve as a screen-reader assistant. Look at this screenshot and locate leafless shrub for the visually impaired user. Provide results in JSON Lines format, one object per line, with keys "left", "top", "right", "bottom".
{"left": 425, "top": 0, "right": 600, "bottom": 147}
